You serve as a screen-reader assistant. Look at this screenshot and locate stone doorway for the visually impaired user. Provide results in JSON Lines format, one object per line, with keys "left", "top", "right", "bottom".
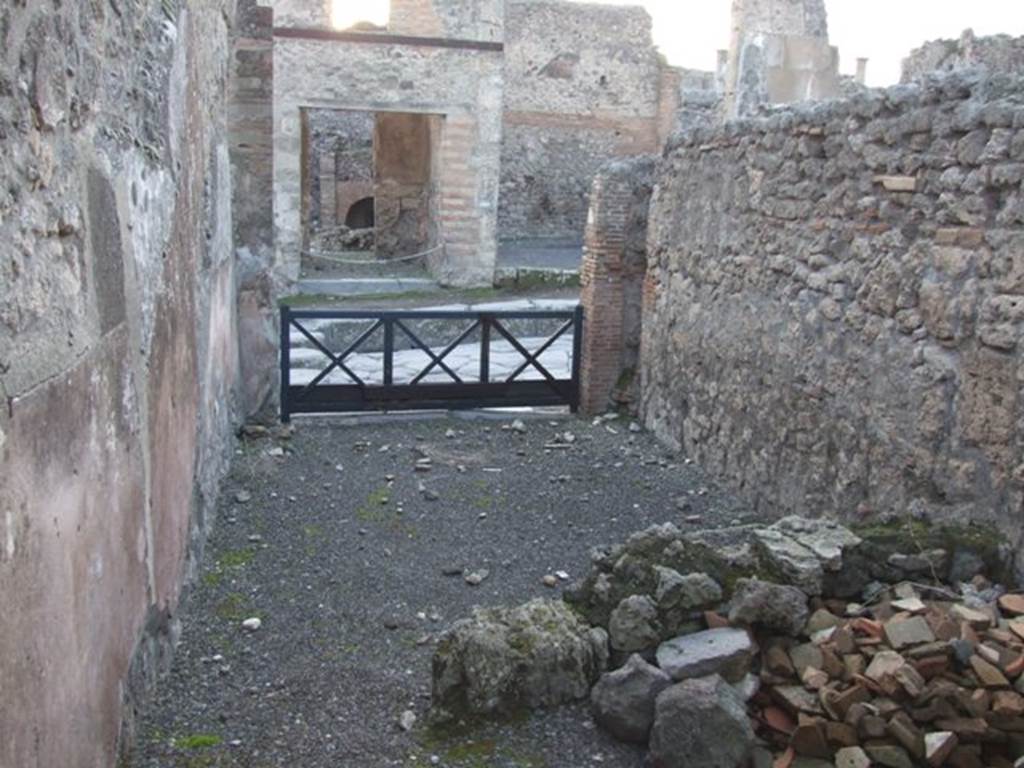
{"left": 299, "top": 108, "right": 445, "bottom": 281}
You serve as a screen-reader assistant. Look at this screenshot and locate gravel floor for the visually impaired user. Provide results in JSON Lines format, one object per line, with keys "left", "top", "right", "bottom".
{"left": 133, "top": 412, "right": 752, "bottom": 768}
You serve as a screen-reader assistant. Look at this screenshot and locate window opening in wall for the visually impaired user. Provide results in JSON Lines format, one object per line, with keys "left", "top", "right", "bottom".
{"left": 330, "top": 0, "right": 390, "bottom": 31}
{"left": 299, "top": 108, "right": 444, "bottom": 282}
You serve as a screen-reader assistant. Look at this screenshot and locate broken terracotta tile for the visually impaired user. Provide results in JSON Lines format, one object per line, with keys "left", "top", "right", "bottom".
{"left": 827, "top": 683, "right": 869, "bottom": 721}
{"left": 998, "top": 594, "right": 1024, "bottom": 616}
{"left": 885, "top": 615, "right": 936, "bottom": 649}
{"left": 801, "top": 666, "right": 829, "bottom": 691}
{"left": 970, "top": 654, "right": 1010, "bottom": 688}
{"left": 772, "top": 685, "right": 825, "bottom": 717}
{"left": 992, "top": 690, "right": 1024, "bottom": 716}
{"left": 912, "top": 654, "right": 950, "bottom": 680}
{"left": 766, "top": 644, "right": 797, "bottom": 678}
{"left": 935, "top": 717, "right": 988, "bottom": 741}
{"left": 842, "top": 653, "right": 866, "bottom": 679}
{"left": 772, "top": 746, "right": 795, "bottom": 768}
{"left": 1008, "top": 621, "right": 1024, "bottom": 642}
{"left": 790, "top": 716, "right": 830, "bottom": 758}
{"left": 924, "top": 731, "right": 958, "bottom": 767}
{"left": 953, "top": 604, "right": 992, "bottom": 630}
{"left": 947, "top": 745, "right": 984, "bottom": 768}
{"left": 865, "top": 650, "right": 907, "bottom": 682}
{"left": 888, "top": 710, "right": 926, "bottom": 759}
{"left": 762, "top": 705, "right": 797, "bottom": 735}
{"left": 858, "top": 713, "right": 887, "bottom": 739}
{"left": 825, "top": 719, "right": 858, "bottom": 748}
{"left": 892, "top": 597, "right": 927, "bottom": 614}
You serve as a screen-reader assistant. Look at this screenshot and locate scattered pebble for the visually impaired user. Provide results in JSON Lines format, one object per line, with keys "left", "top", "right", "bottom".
{"left": 399, "top": 710, "right": 417, "bottom": 732}
{"left": 241, "top": 617, "right": 262, "bottom": 632}
{"left": 234, "top": 490, "right": 252, "bottom": 504}
{"left": 464, "top": 569, "right": 489, "bottom": 586}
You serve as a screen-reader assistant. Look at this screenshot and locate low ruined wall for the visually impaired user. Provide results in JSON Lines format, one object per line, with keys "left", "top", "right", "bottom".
{"left": 903, "top": 30, "right": 1024, "bottom": 84}
{"left": 0, "top": 1, "right": 241, "bottom": 765}
{"left": 499, "top": 0, "right": 664, "bottom": 243}
{"left": 642, "top": 73, "right": 1024, "bottom": 570}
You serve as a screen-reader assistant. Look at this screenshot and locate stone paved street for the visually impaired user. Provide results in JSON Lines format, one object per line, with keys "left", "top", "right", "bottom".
{"left": 132, "top": 415, "right": 751, "bottom": 768}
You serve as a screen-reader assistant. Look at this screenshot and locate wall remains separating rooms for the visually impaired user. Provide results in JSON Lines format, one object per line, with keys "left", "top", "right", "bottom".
{"left": 641, "top": 72, "right": 1024, "bottom": 569}
{"left": 498, "top": 0, "right": 669, "bottom": 243}
{"left": 578, "top": 158, "right": 656, "bottom": 414}
{"left": 0, "top": 1, "right": 241, "bottom": 766}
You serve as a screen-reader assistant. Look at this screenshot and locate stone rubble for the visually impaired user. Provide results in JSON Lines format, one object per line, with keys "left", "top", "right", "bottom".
{"left": 431, "top": 515, "right": 1023, "bottom": 767}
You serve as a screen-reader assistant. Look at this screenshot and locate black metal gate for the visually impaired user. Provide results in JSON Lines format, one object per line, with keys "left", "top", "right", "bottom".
{"left": 280, "top": 306, "right": 583, "bottom": 420}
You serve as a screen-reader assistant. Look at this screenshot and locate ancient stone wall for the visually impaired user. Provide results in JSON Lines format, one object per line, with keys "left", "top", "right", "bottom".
{"left": 641, "top": 73, "right": 1024, "bottom": 572}
{"left": 305, "top": 108, "right": 374, "bottom": 232}
{"left": 498, "top": 0, "right": 664, "bottom": 243}
{"left": 903, "top": 30, "right": 1024, "bottom": 84}
{"left": 724, "top": 0, "right": 839, "bottom": 118}
{"left": 0, "top": 1, "right": 241, "bottom": 766}
{"left": 389, "top": 0, "right": 505, "bottom": 41}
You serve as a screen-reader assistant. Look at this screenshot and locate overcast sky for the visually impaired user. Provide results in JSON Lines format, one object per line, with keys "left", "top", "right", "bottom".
{"left": 578, "top": 0, "right": 1024, "bottom": 86}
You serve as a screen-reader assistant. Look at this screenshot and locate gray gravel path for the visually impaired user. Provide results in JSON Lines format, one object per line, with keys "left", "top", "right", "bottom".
{"left": 132, "top": 413, "right": 752, "bottom": 768}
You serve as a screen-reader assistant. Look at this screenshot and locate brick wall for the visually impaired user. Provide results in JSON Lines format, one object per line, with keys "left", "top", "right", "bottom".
{"left": 579, "top": 157, "right": 656, "bottom": 414}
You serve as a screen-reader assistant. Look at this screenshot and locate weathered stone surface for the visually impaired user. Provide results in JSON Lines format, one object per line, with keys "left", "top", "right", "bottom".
{"left": 865, "top": 650, "right": 908, "bottom": 681}
{"left": 640, "top": 71, "right": 1024, "bottom": 579}
{"left": 656, "top": 628, "right": 754, "bottom": 683}
{"left": 590, "top": 654, "right": 672, "bottom": 743}
{"left": 835, "top": 747, "right": 872, "bottom": 768}
{"left": 885, "top": 616, "right": 937, "bottom": 649}
{"left": 0, "top": 3, "right": 241, "bottom": 767}
{"left": 925, "top": 730, "right": 959, "bottom": 766}
{"left": 729, "top": 578, "right": 810, "bottom": 636}
{"left": 753, "top": 527, "right": 825, "bottom": 594}
{"left": 649, "top": 675, "right": 755, "bottom": 768}
{"left": 431, "top": 599, "right": 607, "bottom": 720}
{"left": 655, "top": 567, "right": 723, "bottom": 612}
{"left": 610, "top": 595, "right": 662, "bottom": 653}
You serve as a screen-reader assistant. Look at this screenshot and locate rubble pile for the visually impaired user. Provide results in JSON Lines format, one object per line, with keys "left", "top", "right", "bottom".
{"left": 748, "top": 577, "right": 1024, "bottom": 768}
{"left": 431, "top": 515, "right": 1020, "bottom": 767}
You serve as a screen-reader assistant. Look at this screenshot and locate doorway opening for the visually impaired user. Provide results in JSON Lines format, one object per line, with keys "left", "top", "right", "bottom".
{"left": 300, "top": 108, "right": 444, "bottom": 279}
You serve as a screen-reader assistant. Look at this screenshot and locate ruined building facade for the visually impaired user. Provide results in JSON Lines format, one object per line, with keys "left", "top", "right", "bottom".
{"left": 231, "top": 0, "right": 696, "bottom": 293}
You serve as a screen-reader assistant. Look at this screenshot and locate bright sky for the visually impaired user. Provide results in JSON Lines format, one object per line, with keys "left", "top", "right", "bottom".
{"left": 576, "top": 0, "right": 1024, "bottom": 86}
{"left": 331, "top": 0, "right": 1024, "bottom": 86}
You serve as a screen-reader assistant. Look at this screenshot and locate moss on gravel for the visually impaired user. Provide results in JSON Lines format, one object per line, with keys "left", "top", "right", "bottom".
{"left": 851, "top": 517, "right": 1012, "bottom": 583}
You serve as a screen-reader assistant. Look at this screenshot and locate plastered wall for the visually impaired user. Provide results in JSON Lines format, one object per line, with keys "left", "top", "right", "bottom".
{"left": 0, "top": 2, "right": 241, "bottom": 765}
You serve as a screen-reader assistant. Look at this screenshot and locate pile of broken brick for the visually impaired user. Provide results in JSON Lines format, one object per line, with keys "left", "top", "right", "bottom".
{"left": 431, "top": 515, "right": 1024, "bottom": 768}
{"left": 749, "top": 578, "right": 1024, "bottom": 768}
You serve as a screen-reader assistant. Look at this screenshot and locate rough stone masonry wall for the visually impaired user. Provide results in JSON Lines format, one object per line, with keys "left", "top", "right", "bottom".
{"left": 642, "top": 72, "right": 1024, "bottom": 572}
{"left": 903, "top": 30, "right": 1024, "bottom": 85}
{"left": 499, "top": 0, "right": 665, "bottom": 243}
{"left": 0, "top": 1, "right": 240, "bottom": 766}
